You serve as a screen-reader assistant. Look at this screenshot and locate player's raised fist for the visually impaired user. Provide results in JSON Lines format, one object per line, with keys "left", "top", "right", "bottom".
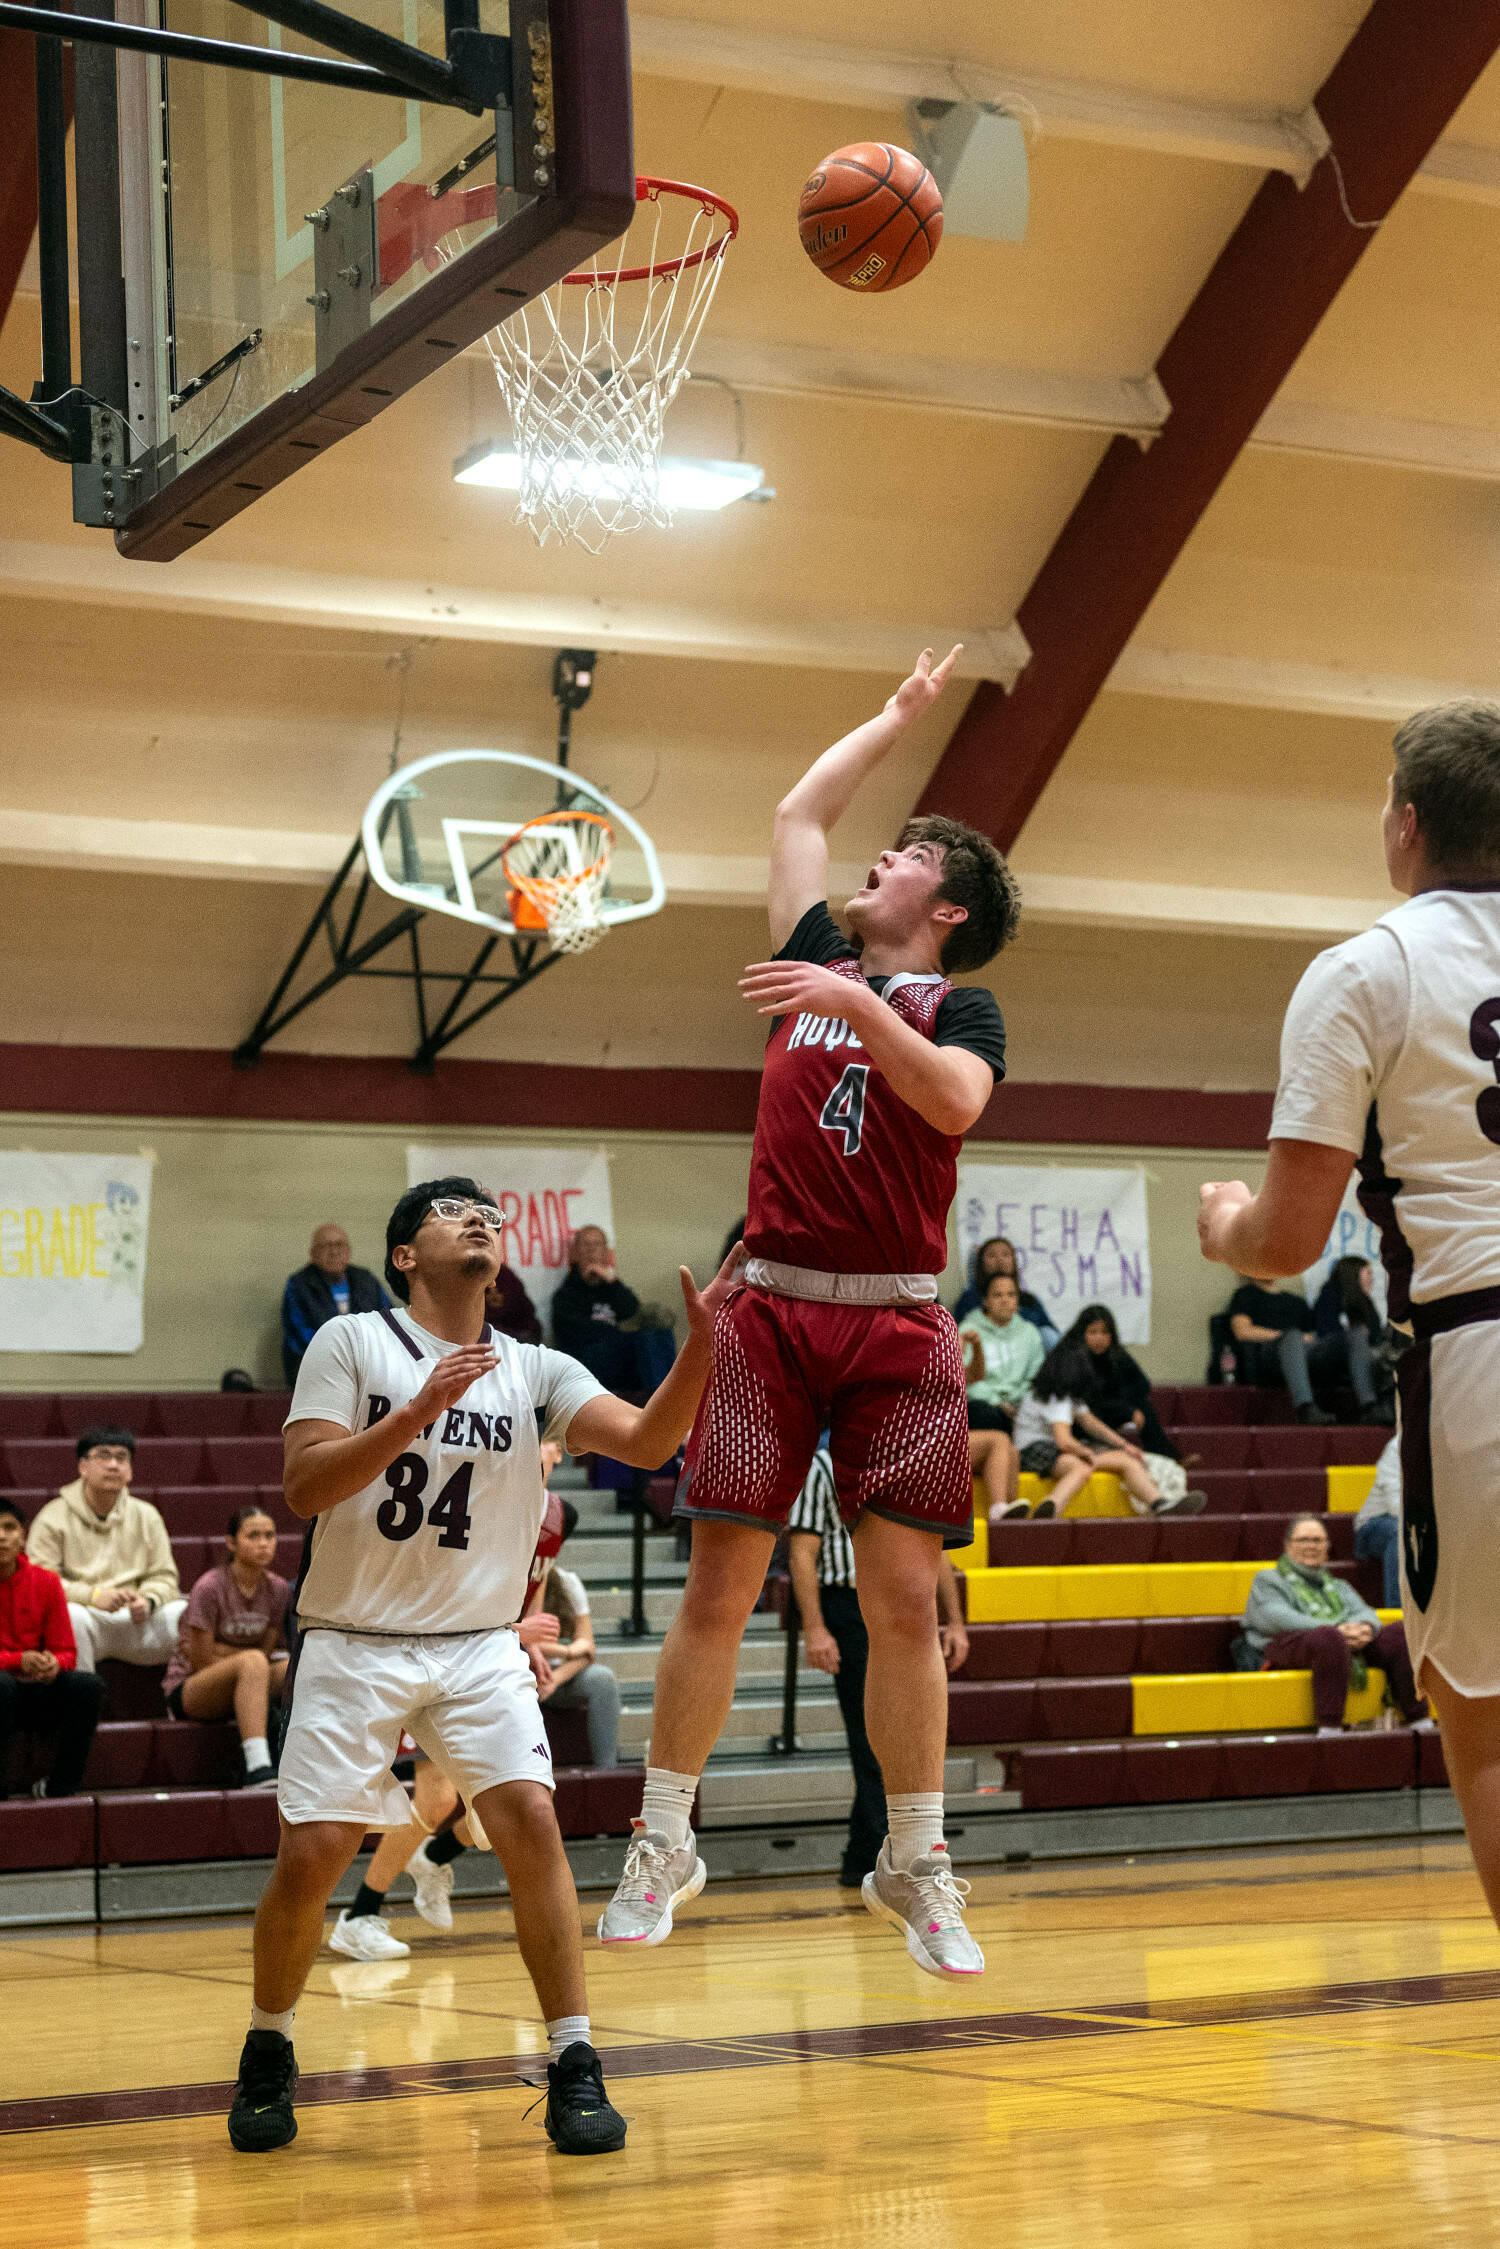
{"left": 411, "top": 1343, "right": 500, "bottom": 1424}
{"left": 1197, "top": 1179, "right": 1254, "bottom": 1266}
{"left": 884, "top": 644, "right": 962, "bottom": 724}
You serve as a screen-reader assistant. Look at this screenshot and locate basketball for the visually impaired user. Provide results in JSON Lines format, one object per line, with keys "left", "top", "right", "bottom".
{"left": 797, "top": 141, "right": 943, "bottom": 292}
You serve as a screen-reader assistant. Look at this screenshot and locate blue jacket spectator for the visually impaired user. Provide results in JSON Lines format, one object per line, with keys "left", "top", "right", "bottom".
{"left": 952, "top": 1236, "right": 1059, "bottom": 1348}
{"left": 281, "top": 1223, "right": 389, "bottom": 1385}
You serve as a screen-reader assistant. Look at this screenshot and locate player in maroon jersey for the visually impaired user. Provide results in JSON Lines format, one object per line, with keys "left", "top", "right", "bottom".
{"left": 600, "top": 648, "right": 1019, "bottom": 1976}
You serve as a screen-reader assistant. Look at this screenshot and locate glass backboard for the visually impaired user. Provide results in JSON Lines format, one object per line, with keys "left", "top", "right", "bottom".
{"left": 99, "top": 0, "right": 633, "bottom": 558}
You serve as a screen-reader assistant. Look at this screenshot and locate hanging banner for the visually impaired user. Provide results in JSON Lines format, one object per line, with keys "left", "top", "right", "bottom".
{"left": 956, "top": 1163, "right": 1152, "bottom": 1344}
{"left": 1303, "top": 1178, "right": 1389, "bottom": 1323}
{"left": 0, "top": 1152, "right": 153, "bottom": 1353}
{"left": 405, "top": 1144, "right": 613, "bottom": 1327}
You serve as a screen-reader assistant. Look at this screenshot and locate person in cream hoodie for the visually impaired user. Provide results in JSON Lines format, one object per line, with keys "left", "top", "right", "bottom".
{"left": 27, "top": 1427, "right": 185, "bottom": 1673}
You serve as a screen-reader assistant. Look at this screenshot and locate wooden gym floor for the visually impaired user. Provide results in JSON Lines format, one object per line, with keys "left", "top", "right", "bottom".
{"left": 5, "top": 1839, "right": 1500, "bottom": 2246}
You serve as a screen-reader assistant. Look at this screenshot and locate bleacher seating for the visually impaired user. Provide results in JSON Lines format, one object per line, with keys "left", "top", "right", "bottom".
{"left": 0, "top": 1387, "right": 647, "bottom": 1885}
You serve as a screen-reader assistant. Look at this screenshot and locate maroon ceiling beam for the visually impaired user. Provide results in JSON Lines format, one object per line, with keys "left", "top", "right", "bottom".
{"left": 918, "top": 0, "right": 1500, "bottom": 848}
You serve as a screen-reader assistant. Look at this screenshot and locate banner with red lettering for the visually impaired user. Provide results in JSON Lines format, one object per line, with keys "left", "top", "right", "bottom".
{"left": 404, "top": 1144, "right": 613, "bottom": 1329}
{"left": 0, "top": 1151, "right": 153, "bottom": 1352}
{"left": 956, "top": 1163, "right": 1152, "bottom": 1345}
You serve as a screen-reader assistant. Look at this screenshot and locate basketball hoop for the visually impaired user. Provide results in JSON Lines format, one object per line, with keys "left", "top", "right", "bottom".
{"left": 424, "top": 176, "right": 738, "bottom": 550}
{"left": 501, "top": 807, "right": 614, "bottom": 954}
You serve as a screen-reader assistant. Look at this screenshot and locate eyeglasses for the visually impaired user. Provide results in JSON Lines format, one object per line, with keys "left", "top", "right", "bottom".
{"left": 426, "top": 1197, "right": 503, "bottom": 1229}
{"left": 83, "top": 1448, "right": 132, "bottom": 1465}
{"left": 1288, "top": 1537, "right": 1328, "bottom": 1550}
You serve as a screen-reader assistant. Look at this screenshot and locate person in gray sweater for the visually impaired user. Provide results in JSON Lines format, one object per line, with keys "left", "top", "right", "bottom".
{"left": 1242, "top": 1514, "right": 1423, "bottom": 1732}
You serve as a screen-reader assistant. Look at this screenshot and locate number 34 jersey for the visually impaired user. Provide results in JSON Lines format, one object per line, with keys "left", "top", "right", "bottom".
{"left": 744, "top": 902, "right": 1008, "bottom": 1278}
{"left": 286, "top": 1307, "right": 604, "bottom": 1637}
{"left": 1271, "top": 888, "right": 1500, "bottom": 1318}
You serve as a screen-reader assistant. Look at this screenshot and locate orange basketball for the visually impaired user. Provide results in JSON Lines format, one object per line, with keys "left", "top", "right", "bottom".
{"left": 797, "top": 142, "right": 943, "bottom": 293}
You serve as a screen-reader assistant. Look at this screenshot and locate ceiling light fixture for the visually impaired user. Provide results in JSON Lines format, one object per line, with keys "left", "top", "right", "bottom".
{"left": 454, "top": 443, "right": 766, "bottom": 512}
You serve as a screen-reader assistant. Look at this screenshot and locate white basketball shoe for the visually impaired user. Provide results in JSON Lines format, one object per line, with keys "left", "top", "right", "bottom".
{"left": 862, "top": 1842, "right": 985, "bottom": 1980}
{"left": 329, "top": 1910, "right": 411, "bottom": 1962}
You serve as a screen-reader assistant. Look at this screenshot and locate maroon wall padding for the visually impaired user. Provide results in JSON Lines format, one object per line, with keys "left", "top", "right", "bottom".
{"left": 245, "top": 1396, "right": 294, "bottom": 1435}
{"left": 984, "top": 1519, "right": 1076, "bottom": 1568}
{"left": 1173, "top": 1428, "right": 1255, "bottom": 1471}
{"left": 1067, "top": 1519, "right": 1160, "bottom": 1567}
{"left": 954, "top": 1623, "right": 1049, "bottom": 1682}
{"left": 131, "top": 1438, "right": 205, "bottom": 1484}
{"left": 153, "top": 1486, "right": 262, "bottom": 1536}
{"left": 1238, "top": 1469, "right": 1328, "bottom": 1517}
{"left": 946, "top": 1681, "right": 1038, "bottom": 1744}
{"left": 1325, "top": 1427, "right": 1393, "bottom": 1467}
{"left": 151, "top": 1724, "right": 244, "bottom": 1791}
{"left": 151, "top": 1394, "right": 253, "bottom": 1438}
{"left": 917, "top": 0, "right": 1500, "bottom": 851}
{"left": 551, "top": 1772, "right": 591, "bottom": 1837}
{"left": 79, "top": 1723, "right": 156, "bottom": 1793}
{"left": 1250, "top": 1428, "right": 1332, "bottom": 1471}
{"left": 55, "top": 1395, "right": 165, "bottom": 1439}
{"left": 0, "top": 1794, "right": 95, "bottom": 1872}
{"left": 1173, "top": 1390, "right": 1255, "bottom": 1428}
{"left": 1334, "top": 1559, "right": 1386, "bottom": 1607}
{"left": 96, "top": 1787, "right": 282, "bottom": 1864}
{"left": 542, "top": 1708, "right": 591, "bottom": 1765}
{"left": 0, "top": 1041, "right": 1284, "bottom": 1153}
{"left": 96, "top": 1661, "right": 169, "bottom": 1722}
{"left": 0, "top": 1396, "right": 62, "bottom": 1440}
{"left": 1036, "top": 1679, "right": 1134, "bottom": 1740}
{"left": 168, "top": 1536, "right": 209, "bottom": 1585}
{"left": 585, "top": 1768, "right": 644, "bottom": 1834}
{"left": 203, "top": 1436, "right": 284, "bottom": 1485}
{"left": 1014, "top": 1744, "right": 1128, "bottom": 1811}
{"left": 1316, "top": 1729, "right": 1416, "bottom": 1792}
{"left": 1192, "top": 1471, "right": 1252, "bottom": 1516}
{"left": 1049, "top": 1620, "right": 1143, "bottom": 1677}
{"left": 1220, "top": 1734, "right": 1323, "bottom": 1799}
{"left": 4, "top": 1439, "right": 77, "bottom": 1488}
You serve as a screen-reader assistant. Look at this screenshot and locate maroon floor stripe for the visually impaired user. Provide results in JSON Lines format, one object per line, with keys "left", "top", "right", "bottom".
{"left": 7, "top": 1964, "right": 1500, "bottom": 2136}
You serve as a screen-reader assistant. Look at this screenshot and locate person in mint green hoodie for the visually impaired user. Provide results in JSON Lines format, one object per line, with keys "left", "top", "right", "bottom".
{"left": 958, "top": 1273, "right": 1046, "bottom": 1518}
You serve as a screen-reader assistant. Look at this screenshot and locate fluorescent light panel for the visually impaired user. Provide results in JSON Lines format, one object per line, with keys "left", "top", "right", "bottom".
{"left": 454, "top": 446, "right": 764, "bottom": 511}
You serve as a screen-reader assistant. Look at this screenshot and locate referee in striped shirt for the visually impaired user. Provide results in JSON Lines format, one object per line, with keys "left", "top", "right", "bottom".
{"left": 788, "top": 1449, "right": 970, "bottom": 1887}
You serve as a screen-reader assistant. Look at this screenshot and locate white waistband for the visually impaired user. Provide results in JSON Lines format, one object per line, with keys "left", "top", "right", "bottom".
{"left": 741, "top": 1257, "right": 938, "bottom": 1307}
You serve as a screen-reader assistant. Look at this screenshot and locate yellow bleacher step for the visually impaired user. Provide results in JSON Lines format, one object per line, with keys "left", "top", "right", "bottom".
{"left": 1327, "top": 1464, "right": 1378, "bottom": 1513}
{"left": 965, "top": 1560, "right": 1268, "bottom": 1623}
{"left": 1132, "top": 1668, "right": 1387, "bottom": 1734}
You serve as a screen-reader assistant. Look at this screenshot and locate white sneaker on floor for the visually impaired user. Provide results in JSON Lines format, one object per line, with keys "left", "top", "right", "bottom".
{"left": 596, "top": 1821, "right": 706, "bottom": 1945}
{"left": 1150, "top": 1492, "right": 1207, "bottom": 1516}
{"left": 862, "top": 1842, "right": 985, "bottom": 1981}
{"left": 329, "top": 1910, "right": 411, "bottom": 1962}
{"left": 997, "top": 1500, "right": 1030, "bottom": 1519}
{"left": 409, "top": 1839, "right": 455, "bottom": 1931}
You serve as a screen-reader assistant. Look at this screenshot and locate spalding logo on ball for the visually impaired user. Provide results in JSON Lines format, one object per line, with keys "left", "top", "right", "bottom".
{"left": 797, "top": 142, "right": 943, "bottom": 292}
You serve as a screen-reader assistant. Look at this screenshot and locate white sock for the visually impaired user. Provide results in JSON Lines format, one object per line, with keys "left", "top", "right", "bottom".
{"left": 242, "top": 1737, "right": 270, "bottom": 1770}
{"left": 887, "top": 1792, "right": 946, "bottom": 1866}
{"left": 547, "top": 2015, "right": 591, "bottom": 2061}
{"left": 640, "top": 1767, "right": 697, "bottom": 1850}
{"left": 249, "top": 2004, "right": 295, "bottom": 2037}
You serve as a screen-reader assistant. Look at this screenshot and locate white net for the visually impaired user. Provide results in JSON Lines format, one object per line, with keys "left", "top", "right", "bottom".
{"left": 446, "top": 183, "right": 736, "bottom": 552}
{"left": 502, "top": 810, "right": 613, "bottom": 954}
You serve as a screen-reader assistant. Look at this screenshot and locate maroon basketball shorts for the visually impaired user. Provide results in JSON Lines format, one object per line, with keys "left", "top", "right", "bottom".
{"left": 675, "top": 1285, "right": 973, "bottom": 1547}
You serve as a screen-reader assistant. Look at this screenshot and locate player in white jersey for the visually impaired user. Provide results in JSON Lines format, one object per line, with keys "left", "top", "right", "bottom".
{"left": 1198, "top": 699, "right": 1500, "bottom": 1937}
{"left": 227, "top": 1175, "right": 736, "bottom": 2159}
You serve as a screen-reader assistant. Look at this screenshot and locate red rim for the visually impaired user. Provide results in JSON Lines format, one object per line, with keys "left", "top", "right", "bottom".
{"left": 561, "top": 175, "right": 739, "bottom": 287}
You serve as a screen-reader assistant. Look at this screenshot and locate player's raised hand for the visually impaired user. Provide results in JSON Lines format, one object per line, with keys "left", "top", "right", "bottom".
{"left": 1197, "top": 1179, "right": 1254, "bottom": 1266}
{"left": 411, "top": 1342, "right": 499, "bottom": 1424}
{"left": 739, "top": 959, "right": 858, "bottom": 1020}
{"left": 679, "top": 1241, "right": 747, "bottom": 1339}
{"left": 884, "top": 644, "right": 962, "bottom": 724}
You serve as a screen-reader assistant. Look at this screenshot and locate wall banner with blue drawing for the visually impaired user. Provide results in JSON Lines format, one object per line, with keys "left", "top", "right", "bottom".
{"left": 956, "top": 1163, "right": 1152, "bottom": 1345}
{"left": 0, "top": 1152, "right": 153, "bottom": 1352}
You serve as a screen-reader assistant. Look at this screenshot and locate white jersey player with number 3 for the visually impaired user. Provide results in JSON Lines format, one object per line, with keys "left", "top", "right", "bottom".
{"left": 1197, "top": 699, "right": 1500, "bottom": 1947}
{"left": 225, "top": 1174, "right": 738, "bottom": 2164}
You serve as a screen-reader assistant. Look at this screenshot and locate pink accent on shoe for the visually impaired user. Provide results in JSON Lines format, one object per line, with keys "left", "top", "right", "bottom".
{"left": 644, "top": 1893, "right": 657, "bottom": 1904}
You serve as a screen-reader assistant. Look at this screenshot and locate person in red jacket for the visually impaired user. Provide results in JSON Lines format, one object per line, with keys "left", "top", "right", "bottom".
{"left": 0, "top": 1498, "right": 104, "bottom": 1799}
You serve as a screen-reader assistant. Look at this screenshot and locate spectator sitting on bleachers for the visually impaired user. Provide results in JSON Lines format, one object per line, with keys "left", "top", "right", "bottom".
{"left": 1226, "top": 1274, "right": 1391, "bottom": 1427}
{"left": 281, "top": 1222, "right": 390, "bottom": 1386}
{"left": 532, "top": 1495, "right": 620, "bottom": 1769}
{"left": 484, "top": 1260, "right": 542, "bottom": 1346}
{"left": 0, "top": 1498, "right": 104, "bottom": 1799}
{"left": 953, "top": 1236, "right": 1058, "bottom": 1347}
{"left": 1242, "top": 1514, "right": 1423, "bottom": 1733}
{"left": 1065, "top": 1303, "right": 1179, "bottom": 1459}
{"left": 958, "top": 1272, "right": 1043, "bottom": 1519}
{"left": 1011, "top": 1346, "right": 1206, "bottom": 1519}
{"left": 1354, "top": 1437, "right": 1402, "bottom": 1610}
{"left": 161, "top": 1506, "right": 291, "bottom": 1788}
{"left": 551, "top": 1225, "right": 641, "bottom": 1390}
{"left": 27, "top": 1428, "right": 186, "bottom": 1675}
{"left": 1314, "top": 1258, "right": 1398, "bottom": 1406}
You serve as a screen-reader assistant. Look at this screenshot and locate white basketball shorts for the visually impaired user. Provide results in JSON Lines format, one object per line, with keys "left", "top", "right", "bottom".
{"left": 1398, "top": 1317, "right": 1500, "bottom": 1699}
{"left": 277, "top": 1626, "right": 554, "bottom": 1829}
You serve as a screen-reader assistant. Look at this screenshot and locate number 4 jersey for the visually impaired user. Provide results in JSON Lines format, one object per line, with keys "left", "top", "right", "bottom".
{"left": 286, "top": 1307, "right": 604, "bottom": 1637}
{"left": 744, "top": 902, "right": 1008, "bottom": 1276}
{"left": 1271, "top": 887, "right": 1500, "bottom": 1317}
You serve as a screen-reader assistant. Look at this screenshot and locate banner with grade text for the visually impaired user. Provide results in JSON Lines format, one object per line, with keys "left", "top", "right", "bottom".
{"left": 404, "top": 1144, "right": 613, "bottom": 1327}
{"left": 956, "top": 1163, "right": 1152, "bottom": 1345}
{"left": 0, "top": 1152, "right": 153, "bottom": 1353}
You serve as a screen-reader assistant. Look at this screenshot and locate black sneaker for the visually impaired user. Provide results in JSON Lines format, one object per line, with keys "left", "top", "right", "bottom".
{"left": 1296, "top": 1403, "right": 1336, "bottom": 1426}
{"left": 227, "top": 2029, "right": 299, "bottom": 2152}
{"left": 544, "top": 2042, "right": 627, "bottom": 2155}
